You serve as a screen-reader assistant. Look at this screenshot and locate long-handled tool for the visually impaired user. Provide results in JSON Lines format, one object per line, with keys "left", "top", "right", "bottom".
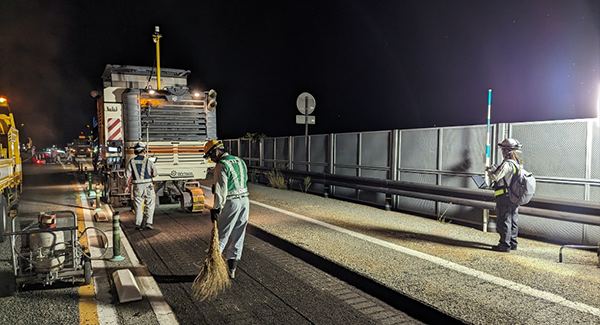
{"left": 191, "top": 218, "right": 230, "bottom": 301}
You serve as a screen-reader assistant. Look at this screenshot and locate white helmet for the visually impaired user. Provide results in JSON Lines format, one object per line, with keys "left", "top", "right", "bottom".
{"left": 498, "top": 138, "right": 522, "bottom": 152}
{"left": 133, "top": 142, "right": 146, "bottom": 154}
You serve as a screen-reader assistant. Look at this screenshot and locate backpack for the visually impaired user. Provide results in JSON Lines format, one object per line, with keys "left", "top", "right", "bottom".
{"left": 507, "top": 160, "right": 536, "bottom": 205}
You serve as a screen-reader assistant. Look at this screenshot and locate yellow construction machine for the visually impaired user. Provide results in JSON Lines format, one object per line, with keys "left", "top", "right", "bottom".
{"left": 0, "top": 95, "right": 23, "bottom": 242}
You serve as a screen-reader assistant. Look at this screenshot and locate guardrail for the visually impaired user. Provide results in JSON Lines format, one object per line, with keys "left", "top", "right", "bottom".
{"left": 249, "top": 166, "right": 600, "bottom": 227}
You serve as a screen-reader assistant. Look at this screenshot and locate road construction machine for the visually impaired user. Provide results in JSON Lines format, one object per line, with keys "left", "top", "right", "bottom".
{"left": 95, "top": 64, "right": 217, "bottom": 212}
{"left": 0, "top": 96, "right": 23, "bottom": 242}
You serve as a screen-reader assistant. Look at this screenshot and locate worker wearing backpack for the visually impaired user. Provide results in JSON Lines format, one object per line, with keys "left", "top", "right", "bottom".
{"left": 486, "top": 138, "right": 523, "bottom": 253}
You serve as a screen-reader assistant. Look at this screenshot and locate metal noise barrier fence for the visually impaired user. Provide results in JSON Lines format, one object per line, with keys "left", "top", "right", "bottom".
{"left": 250, "top": 166, "right": 600, "bottom": 228}
{"left": 229, "top": 118, "right": 600, "bottom": 244}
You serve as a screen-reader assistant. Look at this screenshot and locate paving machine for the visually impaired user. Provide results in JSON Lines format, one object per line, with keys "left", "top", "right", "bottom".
{"left": 7, "top": 211, "right": 107, "bottom": 290}
{"left": 94, "top": 27, "right": 217, "bottom": 212}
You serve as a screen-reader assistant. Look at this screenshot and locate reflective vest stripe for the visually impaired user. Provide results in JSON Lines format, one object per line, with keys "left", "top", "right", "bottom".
{"left": 495, "top": 188, "right": 508, "bottom": 196}
{"left": 221, "top": 155, "right": 248, "bottom": 198}
{"left": 130, "top": 157, "right": 152, "bottom": 184}
{"left": 495, "top": 161, "right": 518, "bottom": 196}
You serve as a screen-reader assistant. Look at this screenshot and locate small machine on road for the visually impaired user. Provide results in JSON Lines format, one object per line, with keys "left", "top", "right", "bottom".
{"left": 7, "top": 210, "right": 107, "bottom": 291}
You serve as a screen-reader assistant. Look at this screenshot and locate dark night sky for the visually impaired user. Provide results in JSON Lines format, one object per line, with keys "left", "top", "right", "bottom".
{"left": 0, "top": 1, "right": 598, "bottom": 148}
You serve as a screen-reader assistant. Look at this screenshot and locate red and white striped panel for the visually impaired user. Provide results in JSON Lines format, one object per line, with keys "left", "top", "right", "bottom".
{"left": 107, "top": 118, "right": 123, "bottom": 141}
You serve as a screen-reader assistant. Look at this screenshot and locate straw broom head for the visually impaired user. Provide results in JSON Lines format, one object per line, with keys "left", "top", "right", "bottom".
{"left": 192, "top": 220, "right": 231, "bottom": 301}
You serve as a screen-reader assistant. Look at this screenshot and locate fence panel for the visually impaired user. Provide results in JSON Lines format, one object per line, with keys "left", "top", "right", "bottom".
{"left": 227, "top": 118, "right": 600, "bottom": 244}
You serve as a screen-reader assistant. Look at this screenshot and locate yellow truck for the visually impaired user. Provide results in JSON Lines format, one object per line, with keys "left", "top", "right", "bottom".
{"left": 0, "top": 96, "right": 22, "bottom": 242}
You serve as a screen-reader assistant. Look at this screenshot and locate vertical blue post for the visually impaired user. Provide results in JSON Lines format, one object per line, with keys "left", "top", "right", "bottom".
{"left": 486, "top": 89, "right": 492, "bottom": 167}
{"left": 110, "top": 212, "right": 125, "bottom": 261}
{"left": 483, "top": 89, "right": 492, "bottom": 232}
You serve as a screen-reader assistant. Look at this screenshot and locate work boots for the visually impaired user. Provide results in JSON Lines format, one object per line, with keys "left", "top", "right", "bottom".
{"left": 227, "top": 259, "right": 239, "bottom": 279}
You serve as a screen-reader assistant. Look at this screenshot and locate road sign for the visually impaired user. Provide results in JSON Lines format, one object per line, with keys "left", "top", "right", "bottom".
{"left": 296, "top": 115, "right": 316, "bottom": 125}
{"left": 296, "top": 92, "right": 315, "bottom": 115}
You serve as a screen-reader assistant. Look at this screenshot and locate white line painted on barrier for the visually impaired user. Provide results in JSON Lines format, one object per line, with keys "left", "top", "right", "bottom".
{"left": 250, "top": 200, "right": 600, "bottom": 318}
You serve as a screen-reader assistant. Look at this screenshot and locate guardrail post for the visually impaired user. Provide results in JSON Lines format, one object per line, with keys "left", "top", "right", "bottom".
{"left": 482, "top": 210, "right": 489, "bottom": 232}
{"left": 110, "top": 212, "right": 125, "bottom": 262}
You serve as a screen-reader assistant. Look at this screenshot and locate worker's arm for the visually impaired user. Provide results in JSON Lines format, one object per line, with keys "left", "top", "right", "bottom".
{"left": 487, "top": 161, "right": 512, "bottom": 183}
{"left": 125, "top": 160, "right": 133, "bottom": 187}
{"left": 212, "top": 162, "right": 229, "bottom": 211}
{"left": 149, "top": 159, "right": 158, "bottom": 179}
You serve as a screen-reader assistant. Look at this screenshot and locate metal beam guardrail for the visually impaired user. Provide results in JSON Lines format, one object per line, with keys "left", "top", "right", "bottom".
{"left": 250, "top": 166, "right": 600, "bottom": 227}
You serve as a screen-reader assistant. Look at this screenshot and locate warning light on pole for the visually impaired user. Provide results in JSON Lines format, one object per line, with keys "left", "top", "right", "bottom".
{"left": 207, "top": 89, "right": 217, "bottom": 112}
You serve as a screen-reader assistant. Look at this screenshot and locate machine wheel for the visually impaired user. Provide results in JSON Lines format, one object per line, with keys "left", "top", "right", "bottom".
{"left": 83, "top": 259, "right": 92, "bottom": 285}
{"left": 101, "top": 175, "right": 110, "bottom": 204}
{"left": 0, "top": 196, "right": 8, "bottom": 243}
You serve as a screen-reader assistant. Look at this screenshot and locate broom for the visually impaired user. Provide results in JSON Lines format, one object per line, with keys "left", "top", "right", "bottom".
{"left": 191, "top": 220, "right": 231, "bottom": 301}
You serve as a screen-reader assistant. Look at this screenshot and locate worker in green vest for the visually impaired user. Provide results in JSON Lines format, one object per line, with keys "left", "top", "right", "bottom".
{"left": 204, "top": 140, "right": 249, "bottom": 279}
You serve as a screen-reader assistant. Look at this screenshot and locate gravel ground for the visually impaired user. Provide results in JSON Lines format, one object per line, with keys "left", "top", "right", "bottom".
{"left": 245, "top": 182, "right": 600, "bottom": 325}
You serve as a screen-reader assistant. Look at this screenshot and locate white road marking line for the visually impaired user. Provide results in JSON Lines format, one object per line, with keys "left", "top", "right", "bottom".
{"left": 79, "top": 186, "right": 119, "bottom": 325}
{"left": 250, "top": 200, "right": 600, "bottom": 317}
{"left": 119, "top": 229, "right": 180, "bottom": 324}
{"left": 77, "top": 182, "right": 179, "bottom": 325}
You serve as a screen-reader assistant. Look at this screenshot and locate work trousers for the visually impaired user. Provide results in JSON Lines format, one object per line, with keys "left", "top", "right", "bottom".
{"left": 133, "top": 183, "right": 156, "bottom": 226}
{"left": 496, "top": 194, "right": 519, "bottom": 248}
{"left": 217, "top": 196, "right": 249, "bottom": 261}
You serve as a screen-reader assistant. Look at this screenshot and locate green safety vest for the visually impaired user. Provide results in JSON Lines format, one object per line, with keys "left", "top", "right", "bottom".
{"left": 219, "top": 154, "right": 248, "bottom": 198}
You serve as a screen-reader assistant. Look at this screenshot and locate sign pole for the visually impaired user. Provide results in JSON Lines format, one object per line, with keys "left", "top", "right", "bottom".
{"left": 305, "top": 96, "right": 309, "bottom": 138}
{"left": 296, "top": 92, "right": 316, "bottom": 172}
{"left": 305, "top": 96, "right": 309, "bottom": 170}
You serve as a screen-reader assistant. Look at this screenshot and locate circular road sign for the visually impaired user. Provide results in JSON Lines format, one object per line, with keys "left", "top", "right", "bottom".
{"left": 296, "top": 92, "right": 316, "bottom": 115}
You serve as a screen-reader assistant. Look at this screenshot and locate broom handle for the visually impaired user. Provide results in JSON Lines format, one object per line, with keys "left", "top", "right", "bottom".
{"left": 210, "top": 220, "right": 219, "bottom": 251}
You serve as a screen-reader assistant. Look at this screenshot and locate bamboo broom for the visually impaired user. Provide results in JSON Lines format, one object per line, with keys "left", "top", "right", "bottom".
{"left": 192, "top": 220, "right": 231, "bottom": 301}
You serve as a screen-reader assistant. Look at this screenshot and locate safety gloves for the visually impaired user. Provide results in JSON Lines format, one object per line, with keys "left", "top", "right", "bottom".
{"left": 210, "top": 208, "right": 221, "bottom": 222}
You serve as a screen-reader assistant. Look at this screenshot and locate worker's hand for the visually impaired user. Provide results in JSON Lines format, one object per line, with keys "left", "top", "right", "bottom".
{"left": 210, "top": 208, "right": 221, "bottom": 222}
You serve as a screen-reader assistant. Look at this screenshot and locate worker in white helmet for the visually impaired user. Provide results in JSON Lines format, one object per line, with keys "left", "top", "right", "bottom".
{"left": 126, "top": 142, "right": 158, "bottom": 230}
{"left": 486, "top": 138, "right": 523, "bottom": 252}
{"left": 204, "top": 139, "right": 249, "bottom": 279}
